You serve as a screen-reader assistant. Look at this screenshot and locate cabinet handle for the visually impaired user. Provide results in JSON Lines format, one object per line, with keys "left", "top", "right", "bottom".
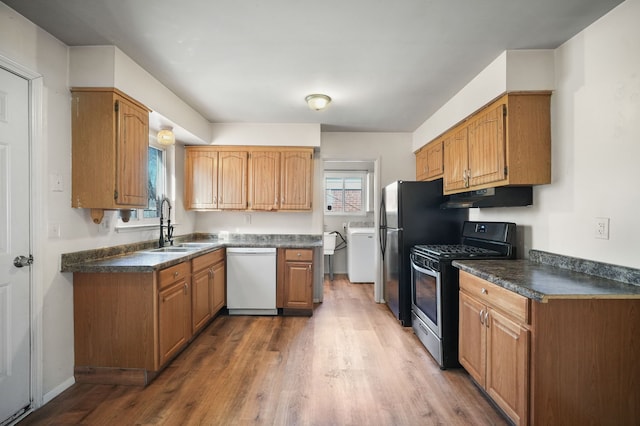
{"left": 479, "top": 309, "right": 484, "bottom": 325}
{"left": 484, "top": 311, "right": 489, "bottom": 328}
{"left": 184, "top": 283, "right": 188, "bottom": 295}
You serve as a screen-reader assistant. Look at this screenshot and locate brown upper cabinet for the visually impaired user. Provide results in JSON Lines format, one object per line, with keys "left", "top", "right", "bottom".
{"left": 424, "top": 92, "right": 550, "bottom": 195}
{"left": 71, "top": 88, "right": 150, "bottom": 223}
{"left": 279, "top": 150, "right": 313, "bottom": 210}
{"left": 248, "top": 148, "right": 314, "bottom": 211}
{"left": 185, "top": 146, "right": 313, "bottom": 212}
{"left": 415, "top": 140, "right": 444, "bottom": 181}
{"left": 184, "top": 147, "right": 248, "bottom": 210}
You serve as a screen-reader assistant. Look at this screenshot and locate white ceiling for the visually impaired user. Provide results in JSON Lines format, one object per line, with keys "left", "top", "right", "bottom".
{"left": 3, "top": 0, "right": 624, "bottom": 132}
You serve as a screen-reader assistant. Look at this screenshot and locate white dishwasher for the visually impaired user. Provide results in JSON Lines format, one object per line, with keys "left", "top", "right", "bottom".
{"left": 226, "top": 247, "right": 277, "bottom": 315}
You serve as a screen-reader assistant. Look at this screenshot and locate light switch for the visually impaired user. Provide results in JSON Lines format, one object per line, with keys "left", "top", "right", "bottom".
{"left": 48, "top": 222, "right": 61, "bottom": 238}
{"left": 50, "top": 173, "right": 64, "bottom": 192}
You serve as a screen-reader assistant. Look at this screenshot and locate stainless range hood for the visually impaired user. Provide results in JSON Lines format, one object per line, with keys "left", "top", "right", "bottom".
{"left": 441, "top": 186, "right": 533, "bottom": 209}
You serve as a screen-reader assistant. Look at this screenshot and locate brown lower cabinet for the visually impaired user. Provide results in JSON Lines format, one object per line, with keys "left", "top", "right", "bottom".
{"left": 73, "top": 248, "right": 226, "bottom": 386}
{"left": 277, "top": 248, "right": 314, "bottom": 315}
{"left": 458, "top": 270, "right": 640, "bottom": 425}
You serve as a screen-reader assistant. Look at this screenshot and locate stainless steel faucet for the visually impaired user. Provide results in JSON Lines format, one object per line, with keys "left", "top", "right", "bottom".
{"left": 159, "top": 197, "right": 174, "bottom": 247}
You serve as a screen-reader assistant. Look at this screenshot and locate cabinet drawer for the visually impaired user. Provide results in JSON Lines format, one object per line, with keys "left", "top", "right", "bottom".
{"left": 459, "top": 271, "right": 530, "bottom": 324}
{"left": 158, "top": 262, "right": 190, "bottom": 289}
{"left": 284, "top": 249, "right": 313, "bottom": 262}
{"left": 192, "top": 249, "right": 225, "bottom": 272}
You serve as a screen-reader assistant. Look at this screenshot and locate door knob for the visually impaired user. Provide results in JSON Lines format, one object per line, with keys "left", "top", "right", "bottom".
{"left": 14, "top": 255, "right": 33, "bottom": 268}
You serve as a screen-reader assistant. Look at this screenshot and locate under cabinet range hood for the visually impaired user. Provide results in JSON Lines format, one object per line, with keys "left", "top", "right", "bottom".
{"left": 441, "top": 186, "right": 533, "bottom": 209}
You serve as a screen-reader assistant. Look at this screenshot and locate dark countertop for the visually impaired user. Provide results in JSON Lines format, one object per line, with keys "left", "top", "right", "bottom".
{"left": 453, "top": 253, "right": 640, "bottom": 303}
{"left": 61, "top": 233, "right": 322, "bottom": 273}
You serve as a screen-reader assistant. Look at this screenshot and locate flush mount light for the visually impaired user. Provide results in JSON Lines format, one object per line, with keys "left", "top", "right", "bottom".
{"left": 157, "top": 128, "right": 175, "bottom": 146}
{"left": 305, "top": 94, "right": 332, "bottom": 111}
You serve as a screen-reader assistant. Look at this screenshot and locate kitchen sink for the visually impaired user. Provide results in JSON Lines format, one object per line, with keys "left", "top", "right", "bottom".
{"left": 176, "top": 242, "right": 218, "bottom": 248}
{"left": 144, "top": 247, "right": 194, "bottom": 253}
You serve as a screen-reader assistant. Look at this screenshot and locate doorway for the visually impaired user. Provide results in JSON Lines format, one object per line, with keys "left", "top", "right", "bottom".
{"left": 322, "top": 159, "right": 382, "bottom": 302}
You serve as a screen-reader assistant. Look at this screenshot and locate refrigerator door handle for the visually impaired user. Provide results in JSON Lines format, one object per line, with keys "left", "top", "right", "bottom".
{"left": 379, "top": 197, "right": 386, "bottom": 256}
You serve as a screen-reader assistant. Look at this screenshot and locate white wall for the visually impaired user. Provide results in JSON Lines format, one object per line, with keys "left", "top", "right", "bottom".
{"left": 412, "top": 50, "right": 554, "bottom": 151}
{"left": 413, "top": 0, "right": 640, "bottom": 268}
{"left": 69, "top": 46, "right": 212, "bottom": 145}
{"left": 211, "top": 123, "right": 321, "bottom": 147}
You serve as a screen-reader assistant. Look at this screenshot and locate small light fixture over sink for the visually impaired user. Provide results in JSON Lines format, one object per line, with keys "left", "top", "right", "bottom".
{"left": 305, "top": 94, "right": 332, "bottom": 111}
{"left": 157, "top": 128, "right": 175, "bottom": 146}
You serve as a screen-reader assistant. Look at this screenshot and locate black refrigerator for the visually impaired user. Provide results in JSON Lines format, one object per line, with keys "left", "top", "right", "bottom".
{"left": 379, "top": 180, "right": 467, "bottom": 326}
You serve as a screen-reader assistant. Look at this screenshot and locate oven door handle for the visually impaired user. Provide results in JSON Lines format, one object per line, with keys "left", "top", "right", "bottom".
{"left": 410, "top": 258, "right": 438, "bottom": 277}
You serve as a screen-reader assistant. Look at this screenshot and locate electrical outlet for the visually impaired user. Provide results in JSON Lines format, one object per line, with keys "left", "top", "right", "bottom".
{"left": 594, "top": 217, "right": 610, "bottom": 240}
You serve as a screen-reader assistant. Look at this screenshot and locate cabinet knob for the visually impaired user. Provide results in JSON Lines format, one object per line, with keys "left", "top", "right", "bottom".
{"left": 297, "top": 252, "right": 301, "bottom": 257}
{"left": 481, "top": 288, "right": 487, "bottom": 294}
{"left": 174, "top": 271, "right": 179, "bottom": 278}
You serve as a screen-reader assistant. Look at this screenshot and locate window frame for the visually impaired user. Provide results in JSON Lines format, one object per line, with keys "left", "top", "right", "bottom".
{"left": 323, "top": 170, "right": 368, "bottom": 216}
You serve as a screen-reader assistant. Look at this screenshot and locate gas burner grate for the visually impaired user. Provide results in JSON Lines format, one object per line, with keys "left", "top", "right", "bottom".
{"left": 413, "top": 244, "right": 501, "bottom": 258}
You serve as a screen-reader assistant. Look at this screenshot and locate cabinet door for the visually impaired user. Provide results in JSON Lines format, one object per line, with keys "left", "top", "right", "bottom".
{"left": 249, "top": 151, "right": 280, "bottom": 210}
{"left": 191, "top": 268, "right": 212, "bottom": 333}
{"left": 415, "top": 148, "right": 429, "bottom": 181}
{"left": 283, "top": 261, "right": 313, "bottom": 309}
{"left": 443, "top": 127, "right": 469, "bottom": 192}
{"left": 468, "top": 103, "right": 506, "bottom": 187}
{"left": 185, "top": 150, "right": 218, "bottom": 209}
{"left": 158, "top": 280, "right": 191, "bottom": 365}
{"left": 218, "top": 151, "right": 247, "bottom": 209}
{"left": 486, "top": 308, "right": 529, "bottom": 426}
{"left": 280, "top": 151, "right": 313, "bottom": 210}
{"left": 425, "top": 141, "right": 444, "bottom": 180}
{"left": 211, "top": 260, "right": 226, "bottom": 314}
{"left": 459, "top": 291, "right": 486, "bottom": 386}
{"left": 115, "top": 95, "right": 149, "bottom": 206}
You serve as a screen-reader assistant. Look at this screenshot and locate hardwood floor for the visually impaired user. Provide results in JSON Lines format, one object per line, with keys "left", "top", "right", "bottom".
{"left": 20, "top": 275, "right": 507, "bottom": 426}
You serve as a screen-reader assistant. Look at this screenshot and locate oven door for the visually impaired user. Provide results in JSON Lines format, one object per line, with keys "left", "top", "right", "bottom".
{"left": 410, "top": 256, "right": 442, "bottom": 338}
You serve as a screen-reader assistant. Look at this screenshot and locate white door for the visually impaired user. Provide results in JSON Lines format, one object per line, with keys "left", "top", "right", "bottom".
{"left": 0, "top": 67, "right": 32, "bottom": 423}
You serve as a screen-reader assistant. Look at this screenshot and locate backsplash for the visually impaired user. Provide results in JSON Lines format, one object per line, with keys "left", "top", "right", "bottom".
{"left": 530, "top": 250, "right": 640, "bottom": 286}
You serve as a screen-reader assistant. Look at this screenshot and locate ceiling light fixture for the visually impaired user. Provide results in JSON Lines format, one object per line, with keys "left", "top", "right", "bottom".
{"left": 305, "top": 94, "right": 331, "bottom": 111}
{"left": 157, "top": 128, "right": 175, "bottom": 146}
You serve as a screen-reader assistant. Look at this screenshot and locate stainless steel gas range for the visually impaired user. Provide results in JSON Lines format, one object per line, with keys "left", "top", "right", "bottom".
{"left": 410, "top": 221, "right": 516, "bottom": 369}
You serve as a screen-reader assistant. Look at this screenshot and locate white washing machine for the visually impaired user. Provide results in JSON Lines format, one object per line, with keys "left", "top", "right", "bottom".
{"left": 347, "top": 225, "right": 376, "bottom": 283}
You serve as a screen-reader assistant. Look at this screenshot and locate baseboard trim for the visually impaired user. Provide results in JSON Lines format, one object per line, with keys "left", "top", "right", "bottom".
{"left": 43, "top": 376, "right": 75, "bottom": 405}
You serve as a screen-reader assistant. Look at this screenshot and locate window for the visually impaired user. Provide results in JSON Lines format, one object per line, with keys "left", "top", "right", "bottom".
{"left": 118, "top": 141, "right": 171, "bottom": 228}
{"left": 324, "top": 171, "right": 367, "bottom": 215}
{"left": 142, "top": 145, "right": 165, "bottom": 218}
